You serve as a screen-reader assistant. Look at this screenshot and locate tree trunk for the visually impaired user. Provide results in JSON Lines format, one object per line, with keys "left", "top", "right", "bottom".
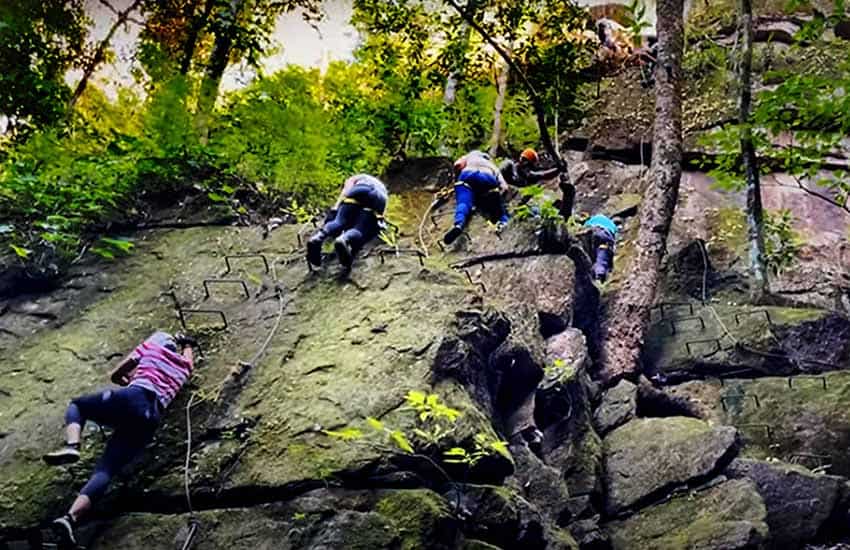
{"left": 196, "top": 0, "right": 244, "bottom": 141}
{"left": 596, "top": 0, "right": 685, "bottom": 385}
{"left": 68, "top": 0, "right": 144, "bottom": 110}
{"left": 180, "top": 0, "right": 217, "bottom": 75}
{"left": 739, "top": 0, "right": 768, "bottom": 301}
{"left": 488, "top": 54, "right": 510, "bottom": 157}
{"left": 442, "top": 0, "right": 478, "bottom": 105}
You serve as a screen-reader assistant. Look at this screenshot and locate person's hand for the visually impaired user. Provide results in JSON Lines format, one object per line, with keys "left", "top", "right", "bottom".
{"left": 174, "top": 333, "right": 197, "bottom": 348}
{"left": 556, "top": 158, "right": 567, "bottom": 172}
{"left": 111, "top": 372, "right": 131, "bottom": 386}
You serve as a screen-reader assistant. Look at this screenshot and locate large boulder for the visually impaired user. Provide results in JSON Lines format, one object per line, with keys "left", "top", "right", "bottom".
{"left": 605, "top": 479, "right": 769, "bottom": 550}
{"left": 602, "top": 417, "right": 738, "bottom": 514}
{"left": 593, "top": 380, "right": 637, "bottom": 435}
{"left": 444, "top": 484, "right": 578, "bottom": 550}
{"left": 89, "top": 488, "right": 459, "bottom": 550}
{"left": 726, "top": 458, "right": 846, "bottom": 547}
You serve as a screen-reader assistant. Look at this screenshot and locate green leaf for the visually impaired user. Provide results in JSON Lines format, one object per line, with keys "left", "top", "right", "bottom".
{"left": 322, "top": 427, "right": 363, "bottom": 441}
{"left": 207, "top": 192, "right": 228, "bottom": 203}
{"left": 366, "top": 417, "right": 384, "bottom": 431}
{"left": 390, "top": 430, "right": 414, "bottom": 453}
{"left": 10, "top": 244, "right": 31, "bottom": 258}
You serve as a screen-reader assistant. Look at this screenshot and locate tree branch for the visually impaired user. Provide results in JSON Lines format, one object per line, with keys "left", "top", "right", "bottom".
{"left": 442, "top": 0, "right": 563, "bottom": 170}
{"left": 787, "top": 174, "right": 850, "bottom": 215}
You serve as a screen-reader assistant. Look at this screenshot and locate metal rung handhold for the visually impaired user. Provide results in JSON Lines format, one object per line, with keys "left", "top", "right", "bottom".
{"left": 737, "top": 423, "right": 774, "bottom": 441}
{"left": 462, "top": 269, "right": 487, "bottom": 293}
{"left": 787, "top": 375, "right": 828, "bottom": 390}
{"left": 203, "top": 279, "right": 250, "bottom": 300}
{"left": 223, "top": 254, "right": 270, "bottom": 274}
{"left": 179, "top": 309, "right": 228, "bottom": 330}
{"left": 378, "top": 248, "right": 425, "bottom": 266}
{"left": 654, "top": 302, "right": 696, "bottom": 319}
{"left": 734, "top": 309, "right": 773, "bottom": 326}
{"left": 720, "top": 393, "right": 760, "bottom": 411}
{"left": 789, "top": 452, "right": 830, "bottom": 468}
{"left": 685, "top": 338, "right": 722, "bottom": 358}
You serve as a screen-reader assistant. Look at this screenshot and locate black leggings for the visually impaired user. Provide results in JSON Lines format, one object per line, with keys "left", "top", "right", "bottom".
{"left": 65, "top": 386, "right": 161, "bottom": 500}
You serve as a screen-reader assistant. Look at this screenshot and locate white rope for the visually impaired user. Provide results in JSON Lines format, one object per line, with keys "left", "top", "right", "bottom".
{"left": 184, "top": 392, "right": 196, "bottom": 517}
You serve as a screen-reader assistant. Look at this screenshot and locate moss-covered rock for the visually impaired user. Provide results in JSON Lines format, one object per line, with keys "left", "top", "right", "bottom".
{"left": 90, "top": 488, "right": 456, "bottom": 550}
{"left": 602, "top": 417, "right": 738, "bottom": 514}
{"left": 669, "top": 370, "right": 850, "bottom": 477}
{"left": 605, "top": 479, "right": 769, "bottom": 550}
{"left": 726, "top": 458, "right": 846, "bottom": 547}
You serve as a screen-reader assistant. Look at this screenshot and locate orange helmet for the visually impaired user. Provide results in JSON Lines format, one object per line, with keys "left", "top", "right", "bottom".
{"left": 520, "top": 148, "right": 539, "bottom": 163}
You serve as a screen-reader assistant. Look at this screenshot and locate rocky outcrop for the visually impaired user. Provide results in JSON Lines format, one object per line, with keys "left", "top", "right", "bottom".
{"left": 593, "top": 380, "right": 636, "bottom": 435}
{"left": 726, "top": 458, "right": 847, "bottom": 547}
{"left": 668, "top": 371, "right": 850, "bottom": 478}
{"left": 605, "top": 479, "right": 769, "bottom": 550}
{"left": 602, "top": 417, "right": 738, "bottom": 514}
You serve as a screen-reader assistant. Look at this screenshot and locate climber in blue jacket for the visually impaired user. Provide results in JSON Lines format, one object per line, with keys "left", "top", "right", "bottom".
{"left": 583, "top": 214, "right": 620, "bottom": 282}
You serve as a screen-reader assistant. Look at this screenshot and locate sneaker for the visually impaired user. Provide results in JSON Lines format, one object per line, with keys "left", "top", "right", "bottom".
{"left": 334, "top": 237, "right": 353, "bottom": 268}
{"left": 51, "top": 514, "right": 77, "bottom": 547}
{"left": 521, "top": 427, "right": 544, "bottom": 457}
{"left": 443, "top": 225, "right": 463, "bottom": 245}
{"left": 306, "top": 233, "right": 325, "bottom": 267}
{"left": 43, "top": 445, "right": 80, "bottom": 466}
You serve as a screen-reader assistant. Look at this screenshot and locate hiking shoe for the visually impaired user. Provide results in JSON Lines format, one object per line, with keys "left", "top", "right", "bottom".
{"left": 443, "top": 225, "right": 463, "bottom": 245}
{"left": 521, "top": 427, "right": 544, "bottom": 457}
{"left": 51, "top": 514, "right": 77, "bottom": 547}
{"left": 306, "top": 233, "right": 325, "bottom": 267}
{"left": 334, "top": 237, "right": 353, "bottom": 268}
{"left": 43, "top": 445, "right": 80, "bottom": 466}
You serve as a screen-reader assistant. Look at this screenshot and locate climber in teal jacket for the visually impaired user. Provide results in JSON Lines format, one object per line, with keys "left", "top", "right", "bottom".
{"left": 583, "top": 214, "right": 620, "bottom": 282}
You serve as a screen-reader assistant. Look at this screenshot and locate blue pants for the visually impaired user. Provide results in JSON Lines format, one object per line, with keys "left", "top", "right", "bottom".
{"left": 590, "top": 226, "right": 616, "bottom": 281}
{"left": 66, "top": 386, "right": 161, "bottom": 500}
{"left": 320, "top": 183, "right": 385, "bottom": 255}
{"left": 453, "top": 170, "right": 509, "bottom": 227}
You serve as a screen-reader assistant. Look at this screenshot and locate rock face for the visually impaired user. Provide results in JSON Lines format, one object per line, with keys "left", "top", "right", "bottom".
{"left": 602, "top": 417, "right": 738, "bottom": 514}
{"left": 92, "top": 488, "right": 459, "bottom": 550}
{"left": 605, "top": 479, "right": 769, "bottom": 550}
{"left": 669, "top": 371, "right": 850, "bottom": 477}
{"left": 726, "top": 458, "right": 846, "bottom": 547}
{"left": 593, "top": 380, "right": 636, "bottom": 435}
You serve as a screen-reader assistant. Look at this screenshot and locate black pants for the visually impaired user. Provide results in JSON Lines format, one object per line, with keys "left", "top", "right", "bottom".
{"left": 66, "top": 386, "right": 161, "bottom": 500}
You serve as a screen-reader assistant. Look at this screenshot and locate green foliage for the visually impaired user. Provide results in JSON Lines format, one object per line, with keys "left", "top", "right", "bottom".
{"left": 444, "top": 433, "right": 511, "bottom": 467}
{"left": 544, "top": 358, "right": 577, "bottom": 384}
{"left": 513, "top": 185, "right": 564, "bottom": 228}
{"left": 622, "top": 0, "right": 652, "bottom": 46}
{"left": 763, "top": 209, "right": 803, "bottom": 274}
{"left": 701, "top": 59, "right": 850, "bottom": 213}
{"left": 0, "top": 0, "right": 87, "bottom": 131}
{"left": 324, "top": 390, "right": 508, "bottom": 479}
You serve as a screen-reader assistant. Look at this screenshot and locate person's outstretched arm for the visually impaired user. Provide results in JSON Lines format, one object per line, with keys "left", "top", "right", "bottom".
{"left": 110, "top": 354, "right": 139, "bottom": 386}
{"left": 181, "top": 344, "right": 194, "bottom": 367}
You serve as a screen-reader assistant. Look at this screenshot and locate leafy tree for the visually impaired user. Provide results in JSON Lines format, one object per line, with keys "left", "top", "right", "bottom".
{"left": 0, "top": 1, "right": 87, "bottom": 133}
{"left": 703, "top": 2, "right": 850, "bottom": 218}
